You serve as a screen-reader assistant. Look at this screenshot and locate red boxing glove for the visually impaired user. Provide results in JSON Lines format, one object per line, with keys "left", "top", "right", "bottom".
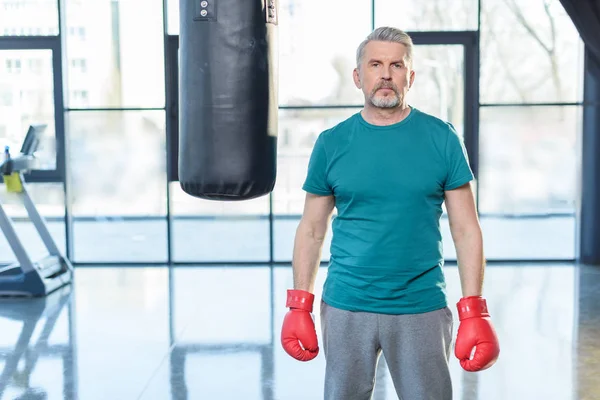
{"left": 281, "top": 289, "right": 319, "bottom": 361}
{"left": 455, "top": 296, "right": 500, "bottom": 372}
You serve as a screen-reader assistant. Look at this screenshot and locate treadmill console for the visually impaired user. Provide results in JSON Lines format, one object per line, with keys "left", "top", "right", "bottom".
{"left": 2, "top": 124, "right": 46, "bottom": 175}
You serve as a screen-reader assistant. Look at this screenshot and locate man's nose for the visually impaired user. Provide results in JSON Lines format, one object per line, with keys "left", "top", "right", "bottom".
{"left": 381, "top": 67, "right": 392, "bottom": 79}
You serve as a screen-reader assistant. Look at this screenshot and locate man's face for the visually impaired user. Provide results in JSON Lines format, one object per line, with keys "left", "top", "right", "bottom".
{"left": 353, "top": 41, "right": 415, "bottom": 109}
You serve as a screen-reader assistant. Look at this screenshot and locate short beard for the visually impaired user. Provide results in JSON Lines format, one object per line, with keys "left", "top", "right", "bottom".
{"left": 370, "top": 95, "right": 400, "bottom": 108}
{"left": 368, "top": 82, "right": 401, "bottom": 109}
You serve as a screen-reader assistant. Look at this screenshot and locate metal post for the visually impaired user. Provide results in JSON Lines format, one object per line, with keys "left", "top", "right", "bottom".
{"left": 579, "top": 50, "right": 600, "bottom": 265}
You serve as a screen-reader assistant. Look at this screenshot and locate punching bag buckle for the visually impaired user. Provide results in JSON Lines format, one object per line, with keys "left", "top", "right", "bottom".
{"left": 265, "top": 0, "right": 278, "bottom": 25}
{"left": 193, "top": 0, "right": 216, "bottom": 21}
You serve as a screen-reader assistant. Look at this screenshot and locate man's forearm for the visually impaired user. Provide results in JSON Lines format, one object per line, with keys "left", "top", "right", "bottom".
{"left": 292, "top": 222, "right": 326, "bottom": 293}
{"left": 453, "top": 225, "right": 485, "bottom": 297}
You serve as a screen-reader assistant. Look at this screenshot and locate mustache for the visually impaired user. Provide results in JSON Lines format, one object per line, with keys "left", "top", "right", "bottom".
{"left": 373, "top": 81, "right": 399, "bottom": 93}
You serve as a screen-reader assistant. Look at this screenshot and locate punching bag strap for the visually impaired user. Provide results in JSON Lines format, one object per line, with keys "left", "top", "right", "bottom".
{"left": 264, "top": 0, "right": 279, "bottom": 140}
{"left": 265, "top": 0, "right": 278, "bottom": 24}
{"left": 193, "top": 0, "right": 217, "bottom": 21}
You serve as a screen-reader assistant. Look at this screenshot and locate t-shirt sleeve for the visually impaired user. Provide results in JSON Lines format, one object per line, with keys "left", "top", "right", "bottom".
{"left": 302, "top": 133, "right": 333, "bottom": 196}
{"left": 444, "top": 123, "right": 474, "bottom": 190}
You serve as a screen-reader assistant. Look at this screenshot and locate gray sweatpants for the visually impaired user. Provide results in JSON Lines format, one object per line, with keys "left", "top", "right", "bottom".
{"left": 320, "top": 300, "right": 454, "bottom": 400}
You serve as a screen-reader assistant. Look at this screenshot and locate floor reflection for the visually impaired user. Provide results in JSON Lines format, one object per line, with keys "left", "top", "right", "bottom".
{"left": 0, "top": 263, "right": 597, "bottom": 399}
{"left": 0, "top": 285, "right": 75, "bottom": 400}
{"left": 576, "top": 264, "right": 600, "bottom": 400}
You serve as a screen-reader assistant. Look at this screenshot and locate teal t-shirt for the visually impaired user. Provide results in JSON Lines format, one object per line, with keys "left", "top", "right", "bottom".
{"left": 302, "top": 107, "right": 474, "bottom": 315}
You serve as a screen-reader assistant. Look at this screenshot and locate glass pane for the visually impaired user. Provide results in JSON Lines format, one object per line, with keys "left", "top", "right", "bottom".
{"left": 273, "top": 107, "right": 359, "bottom": 261}
{"left": 273, "top": 107, "right": 359, "bottom": 216}
{"left": 0, "top": 49, "right": 56, "bottom": 169}
{"left": 170, "top": 183, "right": 270, "bottom": 262}
{"left": 279, "top": 0, "right": 372, "bottom": 106}
{"left": 478, "top": 105, "right": 578, "bottom": 259}
{"left": 479, "top": 106, "right": 579, "bottom": 214}
{"left": 375, "top": 0, "right": 478, "bottom": 31}
{"left": 0, "top": 0, "right": 59, "bottom": 36}
{"left": 0, "top": 182, "right": 65, "bottom": 264}
{"left": 439, "top": 213, "right": 575, "bottom": 260}
{"left": 408, "top": 44, "right": 464, "bottom": 138}
{"left": 479, "top": 215, "right": 575, "bottom": 260}
{"left": 64, "top": 0, "right": 165, "bottom": 108}
{"left": 480, "top": 0, "right": 584, "bottom": 104}
{"left": 68, "top": 111, "right": 167, "bottom": 262}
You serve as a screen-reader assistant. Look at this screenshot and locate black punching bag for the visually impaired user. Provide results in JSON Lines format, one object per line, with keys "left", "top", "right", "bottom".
{"left": 179, "top": 0, "right": 278, "bottom": 200}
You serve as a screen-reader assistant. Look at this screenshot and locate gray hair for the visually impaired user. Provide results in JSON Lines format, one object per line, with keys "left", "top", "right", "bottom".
{"left": 356, "top": 27, "right": 414, "bottom": 69}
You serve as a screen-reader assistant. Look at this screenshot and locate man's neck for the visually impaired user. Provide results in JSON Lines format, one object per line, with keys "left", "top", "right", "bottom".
{"left": 361, "top": 103, "right": 411, "bottom": 126}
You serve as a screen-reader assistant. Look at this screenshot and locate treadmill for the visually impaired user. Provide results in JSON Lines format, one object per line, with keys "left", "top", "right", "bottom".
{"left": 0, "top": 124, "right": 73, "bottom": 297}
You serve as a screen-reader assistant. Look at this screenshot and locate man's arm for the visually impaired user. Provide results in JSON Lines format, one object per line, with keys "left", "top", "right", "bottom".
{"left": 446, "top": 181, "right": 500, "bottom": 372}
{"left": 292, "top": 192, "right": 335, "bottom": 293}
{"left": 445, "top": 182, "right": 484, "bottom": 297}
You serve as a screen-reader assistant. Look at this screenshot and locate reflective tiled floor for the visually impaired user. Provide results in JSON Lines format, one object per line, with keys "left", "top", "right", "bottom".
{"left": 0, "top": 263, "right": 599, "bottom": 399}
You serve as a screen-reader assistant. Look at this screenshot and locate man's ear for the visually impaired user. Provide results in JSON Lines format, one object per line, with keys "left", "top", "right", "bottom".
{"left": 353, "top": 68, "right": 361, "bottom": 89}
{"left": 409, "top": 69, "right": 415, "bottom": 89}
